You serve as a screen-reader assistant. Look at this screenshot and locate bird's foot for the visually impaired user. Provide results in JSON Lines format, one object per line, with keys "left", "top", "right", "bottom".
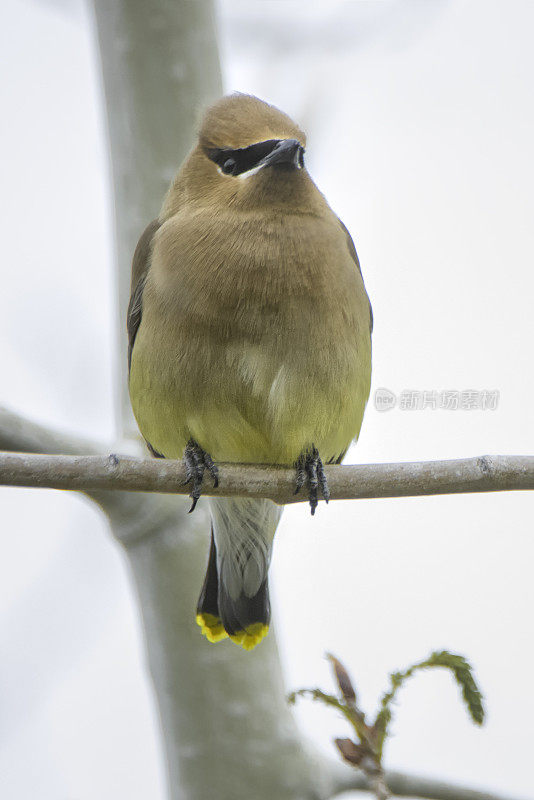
{"left": 183, "top": 439, "right": 219, "bottom": 512}
{"left": 294, "top": 446, "right": 330, "bottom": 515}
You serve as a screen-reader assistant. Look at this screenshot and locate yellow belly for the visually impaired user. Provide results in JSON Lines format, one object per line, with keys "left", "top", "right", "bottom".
{"left": 129, "top": 317, "right": 371, "bottom": 465}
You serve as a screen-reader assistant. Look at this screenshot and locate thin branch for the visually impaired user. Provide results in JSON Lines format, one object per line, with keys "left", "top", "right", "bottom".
{"left": 0, "top": 405, "right": 101, "bottom": 457}
{"left": 0, "top": 452, "right": 533, "bottom": 504}
{"left": 0, "top": 406, "right": 170, "bottom": 540}
{"left": 331, "top": 763, "right": 528, "bottom": 800}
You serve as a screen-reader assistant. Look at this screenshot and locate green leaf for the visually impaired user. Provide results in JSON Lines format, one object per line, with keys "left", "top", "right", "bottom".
{"left": 424, "top": 650, "right": 485, "bottom": 726}
{"left": 287, "top": 687, "right": 343, "bottom": 712}
{"left": 374, "top": 649, "right": 484, "bottom": 756}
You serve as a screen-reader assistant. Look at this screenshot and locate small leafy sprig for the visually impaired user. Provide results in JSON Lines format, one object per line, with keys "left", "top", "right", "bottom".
{"left": 288, "top": 650, "right": 484, "bottom": 800}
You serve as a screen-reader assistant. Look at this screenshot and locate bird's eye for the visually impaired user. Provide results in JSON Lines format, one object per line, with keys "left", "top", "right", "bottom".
{"left": 222, "top": 158, "right": 236, "bottom": 175}
{"left": 205, "top": 140, "right": 282, "bottom": 176}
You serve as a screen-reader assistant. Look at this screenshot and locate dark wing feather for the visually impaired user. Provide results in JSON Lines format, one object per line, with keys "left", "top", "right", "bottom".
{"left": 337, "top": 217, "right": 373, "bottom": 334}
{"left": 332, "top": 219, "right": 373, "bottom": 466}
{"left": 127, "top": 219, "right": 160, "bottom": 373}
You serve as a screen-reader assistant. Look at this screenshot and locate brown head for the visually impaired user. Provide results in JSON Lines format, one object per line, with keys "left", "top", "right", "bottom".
{"left": 161, "top": 94, "right": 319, "bottom": 217}
{"left": 199, "top": 93, "right": 306, "bottom": 152}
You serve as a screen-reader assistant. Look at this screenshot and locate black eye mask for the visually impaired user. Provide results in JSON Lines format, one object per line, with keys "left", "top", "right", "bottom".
{"left": 205, "top": 139, "right": 304, "bottom": 176}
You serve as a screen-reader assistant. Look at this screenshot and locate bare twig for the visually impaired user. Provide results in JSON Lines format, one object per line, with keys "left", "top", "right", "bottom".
{"left": 293, "top": 652, "right": 488, "bottom": 800}
{"left": 0, "top": 405, "right": 101, "bottom": 456}
{"left": 0, "top": 451, "right": 533, "bottom": 504}
{"left": 331, "top": 765, "right": 526, "bottom": 800}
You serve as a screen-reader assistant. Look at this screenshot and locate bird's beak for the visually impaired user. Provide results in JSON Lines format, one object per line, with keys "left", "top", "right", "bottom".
{"left": 259, "top": 138, "right": 305, "bottom": 170}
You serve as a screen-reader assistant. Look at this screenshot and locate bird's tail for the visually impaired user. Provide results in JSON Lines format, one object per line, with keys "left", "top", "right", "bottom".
{"left": 196, "top": 498, "right": 282, "bottom": 650}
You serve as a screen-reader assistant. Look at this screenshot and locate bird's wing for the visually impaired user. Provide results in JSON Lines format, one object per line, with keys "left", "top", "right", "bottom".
{"left": 337, "top": 217, "right": 373, "bottom": 335}
{"left": 127, "top": 219, "right": 161, "bottom": 373}
{"left": 333, "top": 218, "right": 374, "bottom": 466}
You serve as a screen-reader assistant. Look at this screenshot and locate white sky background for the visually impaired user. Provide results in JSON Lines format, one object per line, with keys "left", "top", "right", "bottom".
{"left": 1, "top": 1, "right": 533, "bottom": 798}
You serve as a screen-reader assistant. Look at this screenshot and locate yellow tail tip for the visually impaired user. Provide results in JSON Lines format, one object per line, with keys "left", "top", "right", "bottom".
{"left": 230, "top": 623, "right": 269, "bottom": 651}
{"left": 196, "top": 613, "right": 228, "bottom": 643}
{"left": 195, "top": 614, "right": 268, "bottom": 650}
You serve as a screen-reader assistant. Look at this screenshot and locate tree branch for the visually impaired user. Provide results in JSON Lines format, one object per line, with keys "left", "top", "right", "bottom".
{"left": 0, "top": 406, "right": 168, "bottom": 544}
{"left": 331, "top": 763, "right": 527, "bottom": 800}
{"left": 1, "top": 451, "right": 533, "bottom": 503}
{"left": 0, "top": 405, "right": 101, "bottom": 457}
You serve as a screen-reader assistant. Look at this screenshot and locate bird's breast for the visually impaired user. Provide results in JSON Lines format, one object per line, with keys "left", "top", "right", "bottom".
{"left": 133, "top": 206, "right": 371, "bottom": 463}
{"left": 152, "top": 207, "right": 363, "bottom": 334}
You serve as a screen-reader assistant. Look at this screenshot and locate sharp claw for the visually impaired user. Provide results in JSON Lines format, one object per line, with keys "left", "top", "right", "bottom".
{"left": 189, "top": 476, "right": 203, "bottom": 512}
{"left": 189, "top": 497, "right": 199, "bottom": 513}
{"left": 208, "top": 467, "right": 219, "bottom": 487}
{"left": 182, "top": 439, "right": 218, "bottom": 510}
{"left": 316, "top": 459, "right": 330, "bottom": 503}
{"left": 202, "top": 452, "right": 219, "bottom": 486}
{"left": 294, "top": 446, "right": 330, "bottom": 512}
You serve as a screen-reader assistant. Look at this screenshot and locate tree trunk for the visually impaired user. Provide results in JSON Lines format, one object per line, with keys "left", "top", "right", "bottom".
{"left": 90, "top": 2, "right": 332, "bottom": 797}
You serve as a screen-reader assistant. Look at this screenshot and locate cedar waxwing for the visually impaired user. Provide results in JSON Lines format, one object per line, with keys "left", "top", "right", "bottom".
{"left": 128, "top": 94, "right": 372, "bottom": 650}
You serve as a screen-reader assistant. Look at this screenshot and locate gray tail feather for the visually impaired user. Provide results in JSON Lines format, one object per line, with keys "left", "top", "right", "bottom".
{"left": 207, "top": 497, "right": 282, "bottom": 635}
{"left": 218, "top": 578, "right": 270, "bottom": 637}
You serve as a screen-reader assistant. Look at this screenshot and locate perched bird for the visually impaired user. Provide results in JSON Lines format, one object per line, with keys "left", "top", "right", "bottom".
{"left": 128, "top": 94, "right": 372, "bottom": 650}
